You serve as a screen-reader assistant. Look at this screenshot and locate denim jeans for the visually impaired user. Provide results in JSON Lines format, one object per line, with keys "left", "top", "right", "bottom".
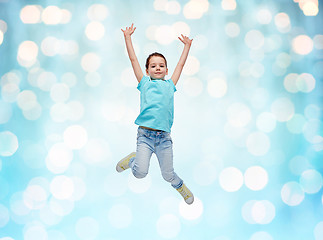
{"left": 129, "top": 127, "right": 183, "bottom": 189}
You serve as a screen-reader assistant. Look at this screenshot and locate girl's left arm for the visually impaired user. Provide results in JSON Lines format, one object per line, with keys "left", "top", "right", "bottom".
{"left": 171, "top": 35, "right": 193, "bottom": 86}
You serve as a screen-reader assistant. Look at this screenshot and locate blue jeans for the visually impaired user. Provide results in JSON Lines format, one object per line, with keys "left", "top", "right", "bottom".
{"left": 129, "top": 127, "right": 183, "bottom": 189}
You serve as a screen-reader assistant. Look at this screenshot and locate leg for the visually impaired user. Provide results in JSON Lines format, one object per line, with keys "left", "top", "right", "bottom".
{"left": 155, "top": 134, "right": 183, "bottom": 189}
{"left": 129, "top": 131, "right": 154, "bottom": 179}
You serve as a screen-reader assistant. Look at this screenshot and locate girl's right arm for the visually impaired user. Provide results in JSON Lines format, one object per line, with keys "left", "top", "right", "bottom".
{"left": 121, "top": 24, "right": 143, "bottom": 82}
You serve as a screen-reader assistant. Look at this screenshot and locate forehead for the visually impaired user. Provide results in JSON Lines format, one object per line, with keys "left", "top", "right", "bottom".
{"left": 149, "top": 56, "right": 166, "bottom": 65}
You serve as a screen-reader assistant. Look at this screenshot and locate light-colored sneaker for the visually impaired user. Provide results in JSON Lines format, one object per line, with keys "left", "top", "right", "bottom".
{"left": 176, "top": 183, "right": 194, "bottom": 205}
{"left": 116, "top": 152, "right": 136, "bottom": 172}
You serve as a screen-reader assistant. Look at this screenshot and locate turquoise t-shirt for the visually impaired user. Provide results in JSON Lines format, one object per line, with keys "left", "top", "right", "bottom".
{"left": 135, "top": 75, "right": 177, "bottom": 132}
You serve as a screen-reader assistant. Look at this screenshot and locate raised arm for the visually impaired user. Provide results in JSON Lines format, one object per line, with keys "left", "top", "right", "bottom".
{"left": 171, "top": 34, "right": 193, "bottom": 86}
{"left": 121, "top": 24, "right": 143, "bottom": 82}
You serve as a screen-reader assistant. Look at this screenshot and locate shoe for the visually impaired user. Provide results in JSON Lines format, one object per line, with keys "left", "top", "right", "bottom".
{"left": 176, "top": 183, "right": 194, "bottom": 205}
{"left": 116, "top": 152, "right": 136, "bottom": 172}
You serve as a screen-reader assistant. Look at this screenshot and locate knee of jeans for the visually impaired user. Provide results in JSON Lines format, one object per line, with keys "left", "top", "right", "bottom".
{"left": 132, "top": 169, "right": 148, "bottom": 179}
{"left": 162, "top": 172, "right": 174, "bottom": 182}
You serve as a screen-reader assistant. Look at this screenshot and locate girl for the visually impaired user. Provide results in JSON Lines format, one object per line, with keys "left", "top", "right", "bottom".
{"left": 116, "top": 23, "right": 194, "bottom": 204}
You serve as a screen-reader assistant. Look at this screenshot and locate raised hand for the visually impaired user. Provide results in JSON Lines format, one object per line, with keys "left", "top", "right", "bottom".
{"left": 121, "top": 23, "right": 136, "bottom": 38}
{"left": 178, "top": 34, "right": 193, "bottom": 46}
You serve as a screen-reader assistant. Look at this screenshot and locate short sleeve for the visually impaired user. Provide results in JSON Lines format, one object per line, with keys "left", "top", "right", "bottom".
{"left": 168, "top": 79, "right": 177, "bottom": 92}
{"left": 137, "top": 75, "right": 149, "bottom": 91}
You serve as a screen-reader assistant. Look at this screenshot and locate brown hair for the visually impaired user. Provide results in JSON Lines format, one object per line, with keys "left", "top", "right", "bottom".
{"left": 145, "top": 52, "right": 167, "bottom": 69}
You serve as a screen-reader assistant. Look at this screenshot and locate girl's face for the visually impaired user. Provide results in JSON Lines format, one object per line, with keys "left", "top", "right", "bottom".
{"left": 146, "top": 56, "right": 168, "bottom": 80}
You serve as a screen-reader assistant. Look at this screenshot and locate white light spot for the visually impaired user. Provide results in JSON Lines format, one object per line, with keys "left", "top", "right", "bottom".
{"left": 63, "top": 125, "right": 88, "bottom": 150}
{"left": 0, "top": 131, "right": 18, "bottom": 157}
{"left": 245, "top": 30, "right": 265, "bottom": 50}
{"left": 85, "top": 21, "right": 105, "bottom": 41}
{"left": 183, "top": 56, "right": 200, "bottom": 75}
{"left": 128, "top": 173, "right": 151, "bottom": 194}
{"left": 37, "top": 71, "right": 57, "bottom": 91}
{"left": 256, "top": 112, "right": 276, "bottom": 133}
{"left": 257, "top": 9, "right": 272, "bottom": 24}
{"left": 50, "top": 83, "right": 70, "bottom": 102}
{"left": 244, "top": 166, "right": 268, "bottom": 191}
{"left": 227, "top": 103, "right": 252, "bottom": 127}
{"left": 274, "top": 12, "right": 291, "bottom": 33}
{"left": 50, "top": 175, "right": 74, "bottom": 200}
{"left": 183, "top": 77, "right": 203, "bottom": 97}
{"left": 87, "top": 4, "right": 109, "bottom": 21}
{"left": 271, "top": 97, "right": 295, "bottom": 122}
{"left": 46, "top": 143, "right": 73, "bottom": 173}
{"left": 23, "top": 185, "right": 47, "bottom": 210}
{"left": 299, "top": 169, "right": 323, "bottom": 194}
{"left": 20, "top": 5, "right": 42, "bottom": 24}
{"left": 281, "top": 181, "right": 304, "bottom": 206}
{"left": 207, "top": 77, "right": 227, "bottom": 98}
{"left": 296, "top": 73, "right": 315, "bottom": 93}
{"left": 179, "top": 197, "right": 203, "bottom": 220}
{"left": 17, "top": 41, "right": 38, "bottom": 67}
{"left": 155, "top": 25, "right": 174, "bottom": 45}
{"left": 292, "top": 35, "right": 313, "bottom": 55}
{"left": 42, "top": 6, "right": 62, "bottom": 25}
{"left": 183, "top": 0, "right": 209, "bottom": 19}
{"left": 156, "top": 214, "right": 181, "bottom": 239}
{"left": 225, "top": 22, "right": 240, "bottom": 38}
{"left": 166, "top": 1, "right": 181, "bottom": 15}
{"left": 81, "top": 53, "right": 101, "bottom": 72}
{"left": 246, "top": 132, "right": 270, "bottom": 156}
{"left": 219, "top": 167, "right": 243, "bottom": 192}
{"left": 24, "top": 225, "right": 48, "bottom": 240}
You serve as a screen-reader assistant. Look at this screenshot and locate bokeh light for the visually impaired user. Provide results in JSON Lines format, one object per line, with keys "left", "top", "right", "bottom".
{"left": 0, "top": 1, "right": 322, "bottom": 239}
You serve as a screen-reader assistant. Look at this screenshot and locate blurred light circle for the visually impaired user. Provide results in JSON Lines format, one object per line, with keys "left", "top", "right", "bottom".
{"left": 207, "top": 77, "right": 227, "bottom": 98}
{"left": 274, "top": 12, "right": 291, "bottom": 33}
{"left": 20, "top": 5, "right": 42, "bottom": 24}
{"left": 75, "top": 217, "right": 99, "bottom": 240}
{"left": 155, "top": 25, "right": 174, "bottom": 45}
{"left": 17, "top": 90, "right": 37, "bottom": 110}
{"left": 17, "top": 41, "right": 38, "bottom": 66}
{"left": 37, "top": 71, "right": 57, "bottom": 91}
{"left": 108, "top": 204, "right": 132, "bottom": 229}
{"left": 0, "top": 204, "right": 9, "bottom": 227}
{"left": 1, "top": 83, "right": 20, "bottom": 102}
{"left": 246, "top": 132, "right": 270, "bottom": 156}
{"left": 0, "top": 31, "right": 3, "bottom": 45}
{"left": 0, "top": 19, "right": 8, "bottom": 33}
{"left": 225, "top": 22, "right": 240, "bottom": 38}
{"left": 179, "top": 197, "right": 203, "bottom": 220}
{"left": 292, "top": 35, "right": 313, "bottom": 55}
{"left": 256, "top": 112, "right": 276, "bottom": 133}
{"left": 0, "top": 131, "right": 18, "bottom": 157}
{"left": 154, "top": 0, "right": 168, "bottom": 11}
{"left": 250, "top": 231, "right": 273, "bottom": 240}
{"left": 219, "top": 167, "right": 243, "bottom": 192}
{"left": 80, "top": 138, "right": 111, "bottom": 164}
{"left": 128, "top": 173, "right": 151, "bottom": 193}
{"left": 296, "top": 73, "right": 315, "bottom": 93}
{"left": 245, "top": 30, "right": 264, "bottom": 50}
{"left": 286, "top": 114, "right": 306, "bottom": 134}
{"left": 85, "top": 72, "right": 101, "bottom": 87}
{"left": 50, "top": 83, "right": 70, "bottom": 102}
{"left": 67, "top": 101, "right": 84, "bottom": 121}
{"left": 271, "top": 97, "right": 294, "bottom": 122}
{"left": 284, "top": 73, "right": 299, "bottom": 93}
{"left": 46, "top": 143, "right": 73, "bottom": 173}
{"left": 250, "top": 62, "right": 265, "bottom": 78}
{"left": 257, "top": 9, "right": 272, "bottom": 24}
{"left": 63, "top": 125, "right": 88, "bottom": 150}
{"left": 156, "top": 214, "right": 181, "bottom": 238}
{"left": 102, "top": 102, "right": 126, "bottom": 122}
{"left": 313, "top": 35, "right": 323, "bottom": 49}
{"left": 315, "top": 222, "right": 323, "bottom": 240}
{"left": 50, "top": 103, "right": 69, "bottom": 123}
{"left": 276, "top": 52, "right": 291, "bottom": 68}
{"left": 302, "top": 2, "right": 319, "bottom": 16}
{"left": 41, "top": 36, "right": 59, "bottom": 56}
{"left": 242, "top": 200, "right": 257, "bottom": 224}
{"left": 221, "top": 0, "right": 237, "bottom": 10}
{"left": 304, "top": 104, "right": 320, "bottom": 119}
{"left": 81, "top": 53, "right": 101, "bottom": 72}
{"left": 50, "top": 198, "right": 74, "bottom": 216}
{"left": 0, "top": 101, "right": 12, "bottom": 124}
{"left": 24, "top": 225, "right": 48, "bottom": 240}
{"left": 299, "top": 169, "right": 323, "bottom": 194}
{"left": 281, "top": 181, "right": 304, "bottom": 206}
{"left": 289, "top": 155, "right": 311, "bottom": 175}
{"left": 166, "top": 1, "right": 181, "bottom": 15}
{"left": 60, "top": 9, "right": 72, "bottom": 24}
{"left": 183, "top": 0, "right": 209, "bottom": 19}
{"left": 23, "top": 185, "right": 47, "bottom": 210}
{"left": 227, "top": 102, "right": 251, "bottom": 127}
{"left": 146, "top": 25, "right": 158, "bottom": 40}
{"left": 193, "top": 161, "right": 217, "bottom": 186}
{"left": 42, "top": 6, "right": 62, "bottom": 25}
{"left": 183, "top": 77, "right": 203, "bottom": 97}
{"left": 172, "top": 21, "right": 190, "bottom": 38}
{"left": 244, "top": 166, "right": 268, "bottom": 191}
{"left": 251, "top": 200, "right": 275, "bottom": 224}
{"left": 85, "top": 21, "right": 105, "bottom": 41}
{"left": 183, "top": 56, "right": 200, "bottom": 75}
{"left": 23, "top": 103, "right": 42, "bottom": 121}
{"left": 69, "top": 177, "right": 86, "bottom": 201}
{"left": 50, "top": 175, "right": 74, "bottom": 200}
{"left": 87, "top": 4, "right": 109, "bottom": 21}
